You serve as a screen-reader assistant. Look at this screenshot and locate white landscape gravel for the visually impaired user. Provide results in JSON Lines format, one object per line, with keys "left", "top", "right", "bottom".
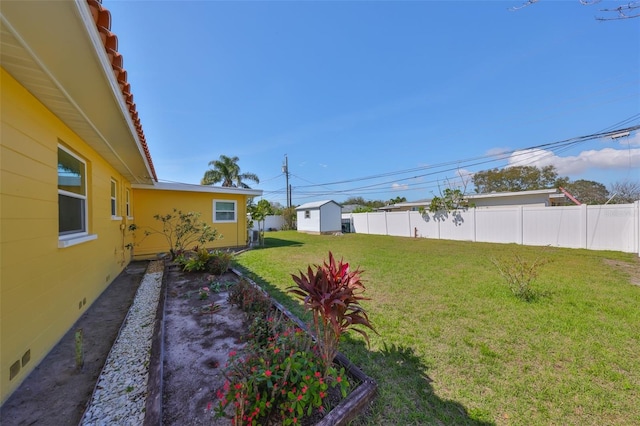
{"left": 80, "top": 263, "right": 163, "bottom": 426}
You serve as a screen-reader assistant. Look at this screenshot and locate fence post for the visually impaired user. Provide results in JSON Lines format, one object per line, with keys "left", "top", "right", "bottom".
{"left": 472, "top": 207, "right": 477, "bottom": 242}
{"left": 366, "top": 212, "right": 370, "bottom": 235}
{"left": 636, "top": 201, "right": 640, "bottom": 257}
{"left": 385, "top": 211, "right": 389, "bottom": 236}
{"left": 580, "top": 204, "right": 588, "bottom": 249}
{"left": 518, "top": 205, "right": 524, "bottom": 245}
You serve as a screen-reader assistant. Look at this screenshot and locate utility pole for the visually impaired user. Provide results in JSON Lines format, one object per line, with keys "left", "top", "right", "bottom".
{"left": 282, "top": 155, "right": 291, "bottom": 208}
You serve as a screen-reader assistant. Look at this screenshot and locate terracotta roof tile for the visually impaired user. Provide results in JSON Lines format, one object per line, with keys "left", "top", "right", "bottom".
{"left": 87, "top": 0, "right": 158, "bottom": 182}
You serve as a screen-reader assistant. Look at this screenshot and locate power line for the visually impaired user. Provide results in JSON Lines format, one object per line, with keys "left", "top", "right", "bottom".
{"left": 256, "top": 119, "right": 639, "bottom": 204}
{"left": 292, "top": 123, "right": 639, "bottom": 192}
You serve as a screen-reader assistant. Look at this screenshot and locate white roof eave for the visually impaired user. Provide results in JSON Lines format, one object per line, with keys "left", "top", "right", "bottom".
{"left": 132, "top": 182, "right": 263, "bottom": 196}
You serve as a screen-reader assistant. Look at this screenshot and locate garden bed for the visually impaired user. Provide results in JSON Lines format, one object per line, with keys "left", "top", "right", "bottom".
{"left": 150, "top": 263, "right": 376, "bottom": 425}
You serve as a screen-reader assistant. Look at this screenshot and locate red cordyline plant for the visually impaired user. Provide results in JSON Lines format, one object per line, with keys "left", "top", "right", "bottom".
{"left": 288, "top": 252, "right": 376, "bottom": 373}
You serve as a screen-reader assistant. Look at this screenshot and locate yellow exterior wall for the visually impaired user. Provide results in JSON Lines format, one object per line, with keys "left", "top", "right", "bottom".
{"left": 131, "top": 188, "right": 249, "bottom": 258}
{"left": 0, "top": 68, "right": 136, "bottom": 403}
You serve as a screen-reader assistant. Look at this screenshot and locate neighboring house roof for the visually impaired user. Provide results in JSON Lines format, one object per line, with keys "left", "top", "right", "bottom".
{"left": 375, "top": 190, "right": 571, "bottom": 211}
{"left": 132, "top": 182, "right": 262, "bottom": 196}
{"left": 465, "top": 188, "right": 559, "bottom": 201}
{"left": 465, "top": 188, "right": 572, "bottom": 207}
{"left": 378, "top": 199, "right": 432, "bottom": 211}
{"left": 296, "top": 200, "right": 342, "bottom": 210}
{"left": 1, "top": 0, "right": 157, "bottom": 183}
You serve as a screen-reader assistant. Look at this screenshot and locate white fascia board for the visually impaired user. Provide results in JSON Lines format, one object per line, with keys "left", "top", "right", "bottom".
{"left": 132, "top": 182, "right": 262, "bottom": 196}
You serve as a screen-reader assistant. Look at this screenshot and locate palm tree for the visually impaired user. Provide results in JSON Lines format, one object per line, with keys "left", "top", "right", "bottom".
{"left": 201, "top": 155, "right": 260, "bottom": 188}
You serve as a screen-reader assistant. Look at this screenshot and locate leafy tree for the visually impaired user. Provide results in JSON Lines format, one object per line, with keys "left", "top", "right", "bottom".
{"left": 343, "top": 196, "right": 367, "bottom": 206}
{"left": 389, "top": 196, "right": 407, "bottom": 205}
{"left": 353, "top": 206, "right": 374, "bottom": 213}
{"left": 281, "top": 206, "right": 297, "bottom": 230}
{"left": 270, "top": 201, "right": 284, "bottom": 214}
{"left": 248, "top": 199, "right": 274, "bottom": 246}
{"left": 563, "top": 179, "right": 609, "bottom": 205}
{"left": 608, "top": 180, "right": 640, "bottom": 204}
{"left": 142, "top": 209, "right": 219, "bottom": 259}
{"left": 473, "top": 165, "right": 568, "bottom": 194}
{"left": 428, "top": 188, "right": 468, "bottom": 213}
{"left": 343, "top": 196, "right": 385, "bottom": 209}
{"left": 201, "top": 155, "right": 259, "bottom": 188}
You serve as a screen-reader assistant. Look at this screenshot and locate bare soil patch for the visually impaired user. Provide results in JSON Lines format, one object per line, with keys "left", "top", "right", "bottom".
{"left": 603, "top": 257, "right": 640, "bottom": 286}
{"left": 161, "top": 266, "right": 247, "bottom": 425}
{"left": 0, "top": 262, "right": 147, "bottom": 426}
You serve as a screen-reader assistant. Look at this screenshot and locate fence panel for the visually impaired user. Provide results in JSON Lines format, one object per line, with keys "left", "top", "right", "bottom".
{"left": 351, "top": 214, "right": 369, "bottom": 234}
{"left": 475, "top": 207, "right": 521, "bottom": 244}
{"left": 523, "top": 205, "right": 584, "bottom": 248}
{"left": 386, "top": 212, "right": 411, "bottom": 237}
{"left": 366, "top": 212, "right": 388, "bottom": 235}
{"left": 438, "top": 210, "right": 475, "bottom": 242}
{"left": 251, "top": 215, "right": 285, "bottom": 231}
{"left": 342, "top": 202, "right": 638, "bottom": 254}
{"left": 410, "top": 211, "right": 441, "bottom": 238}
{"left": 587, "top": 204, "right": 636, "bottom": 252}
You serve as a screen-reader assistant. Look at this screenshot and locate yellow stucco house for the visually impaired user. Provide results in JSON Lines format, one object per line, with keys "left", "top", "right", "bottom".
{"left": 0, "top": 0, "right": 261, "bottom": 403}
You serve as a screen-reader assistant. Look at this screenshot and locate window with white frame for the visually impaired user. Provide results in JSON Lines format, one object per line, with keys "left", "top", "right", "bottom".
{"left": 125, "top": 188, "right": 131, "bottom": 217}
{"left": 110, "top": 179, "right": 118, "bottom": 217}
{"left": 304, "top": 210, "right": 310, "bottom": 219}
{"left": 58, "top": 146, "right": 87, "bottom": 236}
{"left": 213, "top": 200, "right": 237, "bottom": 223}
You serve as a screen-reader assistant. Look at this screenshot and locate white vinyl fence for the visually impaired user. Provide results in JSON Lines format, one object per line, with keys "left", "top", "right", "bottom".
{"left": 342, "top": 202, "right": 640, "bottom": 255}
{"left": 250, "top": 215, "right": 285, "bottom": 232}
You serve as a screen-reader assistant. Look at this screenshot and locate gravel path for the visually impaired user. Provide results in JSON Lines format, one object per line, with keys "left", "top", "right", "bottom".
{"left": 80, "top": 262, "right": 163, "bottom": 426}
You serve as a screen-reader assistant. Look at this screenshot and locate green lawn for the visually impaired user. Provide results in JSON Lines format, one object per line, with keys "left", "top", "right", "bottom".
{"left": 233, "top": 231, "right": 640, "bottom": 425}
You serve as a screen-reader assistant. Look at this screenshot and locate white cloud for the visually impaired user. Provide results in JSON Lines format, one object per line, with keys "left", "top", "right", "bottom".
{"left": 619, "top": 132, "right": 640, "bottom": 147}
{"left": 507, "top": 147, "right": 640, "bottom": 175}
{"left": 485, "top": 147, "right": 511, "bottom": 159}
{"left": 391, "top": 183, "right": 409, "bottom": 191}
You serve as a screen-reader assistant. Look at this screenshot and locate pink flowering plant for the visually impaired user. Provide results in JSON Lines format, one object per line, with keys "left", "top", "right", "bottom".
{"left": 214, "top": 318, "right": 349, "bottom": 425}
{"left": 198, "top": 286, "right": 210, "bottom": 300}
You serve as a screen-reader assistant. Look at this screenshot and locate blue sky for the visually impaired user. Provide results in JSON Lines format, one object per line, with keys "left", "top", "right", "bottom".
{"left": 106, "top": 0, "right": 640, "bottom": 206}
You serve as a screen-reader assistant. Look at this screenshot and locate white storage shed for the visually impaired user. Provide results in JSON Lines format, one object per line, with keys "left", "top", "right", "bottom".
{"left": 296, "top": 200, "right": 342, "bottom": 234}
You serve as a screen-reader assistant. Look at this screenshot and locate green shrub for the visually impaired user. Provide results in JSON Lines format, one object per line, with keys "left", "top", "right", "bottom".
{"left": 206, "top": 250, "right": 234, "bottom": 275}
{"left": 143, "top": 209, "right": 220, "bottom": 259}
{"left": 215, "top": 320, "right": 348, "bottom": 425}
{"left": 181, "top": 248, "right": 211, "bottom": 272}
{"left": 228, "top": 280, "right": 272, "bottom": 320}
{"left": 490, "top": 253, "right": 550, "bottom": 302}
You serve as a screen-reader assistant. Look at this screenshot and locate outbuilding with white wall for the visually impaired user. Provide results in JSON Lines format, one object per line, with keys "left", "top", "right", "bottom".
{"left": 296, "top": 200, "right": 342, "bottom": 234}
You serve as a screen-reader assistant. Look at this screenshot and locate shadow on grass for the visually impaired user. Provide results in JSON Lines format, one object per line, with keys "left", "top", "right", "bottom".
{"left": 253, "top": 236, "right": 304, "bottom": 250}
{"left": 342, "top": 336, "right": 496, "bottom": 425}
{"left": 231, "top": 265, "right": 495, "bottom": 426}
